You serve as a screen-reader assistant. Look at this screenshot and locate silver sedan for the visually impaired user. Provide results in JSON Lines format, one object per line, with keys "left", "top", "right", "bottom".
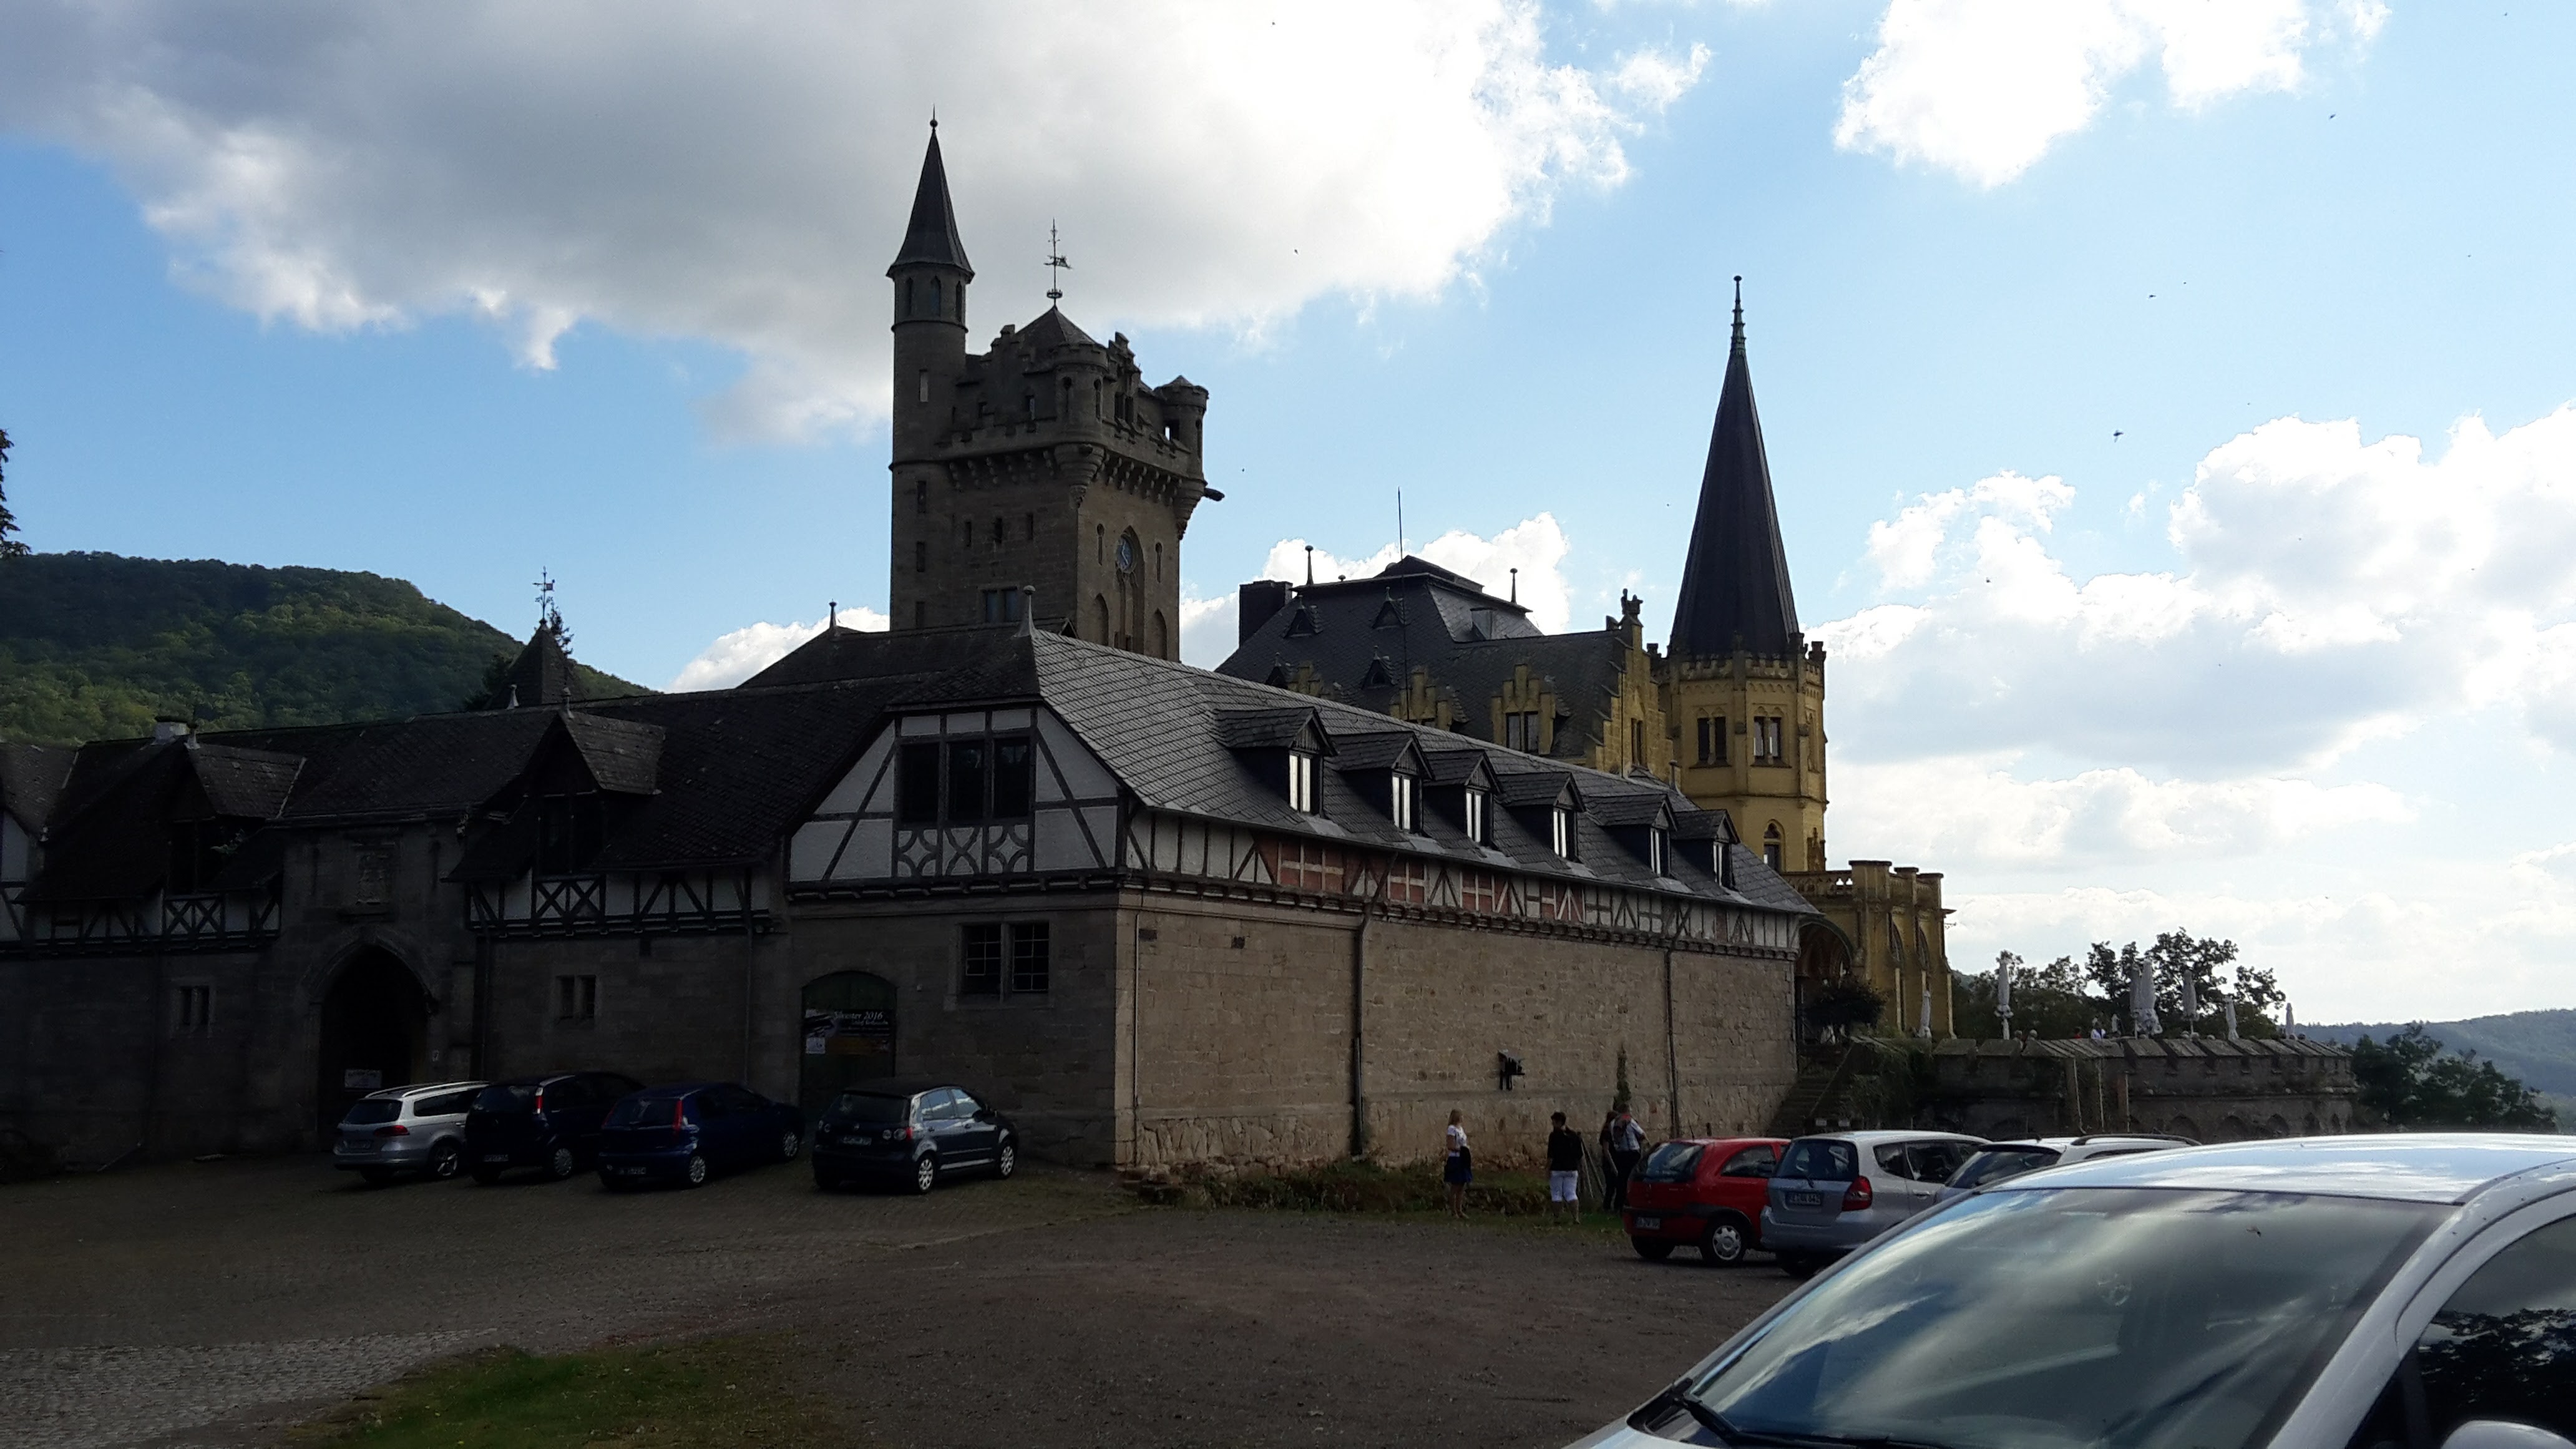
{"left": 1568, "top": 1134, "right": 2576, "bottom": 1449}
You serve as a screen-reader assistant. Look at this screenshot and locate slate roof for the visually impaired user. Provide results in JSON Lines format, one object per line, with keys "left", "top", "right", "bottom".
{"left": 1215, "top": 555, "right": 1640, "bottom": 763}
{"left": 1668, "top": 286, "right": 1801, "bottom": 660}
{"left": 0, "top": 741, "right": 71, "bottom": 832}
{"left": 888, "top": 129, "right": 974, "bottom": 277}
{"left": 1015, "top": 305, "right": 1097, "bottom": 353}
{"left": 14, "top": 618, "right": 1812, "bottom": 919}
{"left": 494, "top": 625, "right": 580, "bottom": 709}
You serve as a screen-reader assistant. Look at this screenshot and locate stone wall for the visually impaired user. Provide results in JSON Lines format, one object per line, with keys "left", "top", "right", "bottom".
{"left": 1914, "top": 1037, "right": 2359, "bottom": 1142}
{"left": 1122, "top": 893, "right": 1797, "bottom": 1173}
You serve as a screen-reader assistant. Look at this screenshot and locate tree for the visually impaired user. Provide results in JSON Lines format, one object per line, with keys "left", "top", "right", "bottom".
{"left": 2083, "top": 930, "right": 2281, "bottom": 1037}
{"left": 0, "top": 427, "right": 26, "bottom": 559}
{"left": 1803, "top": 977, "right": 1885, "bottom": 1042}
{"left": 2352, "top": 1024, "right": 2558, "bottom": 1131}
{"left": 1954, "top": 952, "right": 2101, "bottom": 1040}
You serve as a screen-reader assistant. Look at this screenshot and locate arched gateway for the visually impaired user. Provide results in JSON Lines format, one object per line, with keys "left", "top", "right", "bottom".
{"left": 313, "top": 949, "right": 428, "bottom": 1134}
{"left": 801, "top": 970, "right": 897, "bottom": 1116}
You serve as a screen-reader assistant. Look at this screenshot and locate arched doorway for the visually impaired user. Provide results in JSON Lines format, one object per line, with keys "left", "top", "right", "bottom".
{"left": 315, "top": 950, "right": 429, "bottom": 1134}
{"left": 801, "top": 970, "right": 897, "bottom": 1116}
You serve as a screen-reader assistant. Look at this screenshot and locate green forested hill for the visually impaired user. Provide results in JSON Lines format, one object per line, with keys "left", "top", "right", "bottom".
{"left": 0, "top": 552, "right": 644, "bottom": 745}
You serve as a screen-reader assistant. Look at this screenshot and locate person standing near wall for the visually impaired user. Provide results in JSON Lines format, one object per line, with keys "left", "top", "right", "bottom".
{"left": 1606, "top": 1106, "right": 1646, "bottom": 1212}
{"left": 1443, "top": 1110, "right": 1473, "bottom": 1219}
{"left": 1545, "top": 1111, "right": 1584, "bottom": 1223}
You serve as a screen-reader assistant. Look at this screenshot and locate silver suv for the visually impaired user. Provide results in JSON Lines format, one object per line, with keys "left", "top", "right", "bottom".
{"left": 332, "top": 1081, "right": 484, "bottom": 1184}
{"left": 1939, "top": 1133, "right": 2193, "bottom": 1201}
{"left": 1760, "top": 1129, "right": 1985, "bottom": 1276}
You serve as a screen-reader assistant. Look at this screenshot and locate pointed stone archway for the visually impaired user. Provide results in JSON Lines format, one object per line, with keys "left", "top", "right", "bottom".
{"left": 314, "top": 949, "right": 429, "bottom": 1134}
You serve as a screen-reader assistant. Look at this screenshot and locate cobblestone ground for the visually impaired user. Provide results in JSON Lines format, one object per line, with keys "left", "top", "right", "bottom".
{"left": 0, "top": 1156, "right": 1794, "bottom": 1449}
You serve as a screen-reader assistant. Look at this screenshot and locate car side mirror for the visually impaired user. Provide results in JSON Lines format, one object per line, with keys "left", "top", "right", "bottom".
{"left": 975, "top": 1108, "right": 995, "bottom": 1122}
{"left": 2443, "top": 1423, "right": 2576, "bottom": 1449}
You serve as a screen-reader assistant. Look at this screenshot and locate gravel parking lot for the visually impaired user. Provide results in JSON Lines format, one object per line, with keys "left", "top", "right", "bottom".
{"left": 1, "top": 1156, "right": 1793, "bottom": 1449}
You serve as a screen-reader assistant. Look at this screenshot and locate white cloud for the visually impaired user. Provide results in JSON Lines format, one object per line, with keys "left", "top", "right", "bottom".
{"left": 1831, "top": 754, "right": 2410, "bottom": 867}
{"left": 668, "top": 605, "right": 888, "bottom": 691}
{"left": 0, "top": 1, "right": 1705, "bottom": 438}
{"left": 1834, "top": 0, "right": 2386, "bottom": 187}
{"left": 1178, "top": 593, "right": 1238, "bottom": 670}
{"left": 1815, "top": 405, "right": 2576, "bottom": 771}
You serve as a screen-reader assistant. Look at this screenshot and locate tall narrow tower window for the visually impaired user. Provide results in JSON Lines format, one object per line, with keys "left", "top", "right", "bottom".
{"left": 917, "top": 370, "right": 930, "bottom": 404}
{"left": 927, "top": 277, "right": 941, "bottom": 318}
{"left": 1762, "top": 823, "right": 1783, "bottom": 872}
{"left": 914, "top": 479, "right": 928, "bottom": 513}
{"left": 914, "top": 540, "right": 927, "bottom": 574}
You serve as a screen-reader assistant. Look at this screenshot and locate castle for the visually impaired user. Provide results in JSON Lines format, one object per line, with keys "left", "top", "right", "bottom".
{"left": 0, "top": 131, "right": 1813, "bottom": 1168}
{"left": 1221, "top": 288, "right": 1953, "bottom": 1043}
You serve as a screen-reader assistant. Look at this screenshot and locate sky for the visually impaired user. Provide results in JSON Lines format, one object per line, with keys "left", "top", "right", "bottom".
{"left": 4, "top": 0, "right": 2574, "bottom": 1023}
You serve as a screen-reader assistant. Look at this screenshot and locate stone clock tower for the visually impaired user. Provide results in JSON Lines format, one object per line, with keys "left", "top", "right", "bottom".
{"left": 885, "top": 126, "right": 1211, "bottom": 657}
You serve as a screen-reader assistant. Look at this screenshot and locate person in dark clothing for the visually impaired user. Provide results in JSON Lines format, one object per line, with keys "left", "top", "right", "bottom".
{"left": 1545, "top": 1111, "right": 1585, "bottom": 1222}
{"left": 1606, "top": 1106, "right": 1646, "bottom": 1212}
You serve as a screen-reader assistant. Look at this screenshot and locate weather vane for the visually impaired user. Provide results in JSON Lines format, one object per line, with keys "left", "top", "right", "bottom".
{"left": 1046, "top": 222, "right": 1070, "bottom": 303}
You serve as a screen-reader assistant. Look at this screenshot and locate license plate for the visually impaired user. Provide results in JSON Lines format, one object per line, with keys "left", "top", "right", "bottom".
{"left": 343, "top": 1143, "right": 376, "bottom": 1154}
{"left": 1634, "top": 1216, "right": 1661, "bottom": 1231}
{"left": 482, "top": 1154, "right": 510, "bottom": 1163}
{"left": 1788, "top": 1191, "right": 1822, "bottom": 1209}
{"left": 614, "top": 1166, "right": 645, "bottom": 1176}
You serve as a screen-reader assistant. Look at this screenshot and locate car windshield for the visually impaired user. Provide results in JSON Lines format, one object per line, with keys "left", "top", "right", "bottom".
{"left": 473, "top": 1085, "right": 535, "bottom": 1113}
{"left": 1641, "top": 1143, "right": 1705, "bottom": 1183}
{"left": 1778, "top": 1139, "right": 1858, "bottom": 1181}
{"left": 1682, "top": 1188, "right": 2440, "bottom": 1449}
{"left": 1951, "top": 1146, "right": 2061, "bottom": 1190}
{"left": 828, "top": 1091, "right": 912, "bottom": 1125}
{"left": 341, "top": 1099, "right": 402, "bottom": 1125}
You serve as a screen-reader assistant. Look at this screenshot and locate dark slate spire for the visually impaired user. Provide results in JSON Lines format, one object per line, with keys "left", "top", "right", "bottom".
{"left": 1668, "top": 279, "right": 1799, "bottom": 660}
{"left": 492, "top": 623, "right": 578, "bottom": 710}
{"left": 888, "top": 125, "right": 974, "bottom": 278}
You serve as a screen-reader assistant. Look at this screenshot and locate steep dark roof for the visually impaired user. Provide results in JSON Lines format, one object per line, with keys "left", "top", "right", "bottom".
{"left": 0, "top": 742, "right": 71, "bottom": 832}
{"left": 1016, "top": 305, "right": 1097, "bottom": 352}
{"left": 188, "top": 744, "right": 304, "bottom": 819}
{"left": 1215, "top": 556, "right": 1641, "bottom": 763}
{"left": 1668, "top": 286, "right": 1800, "bottom": 660}
{"left": 888, "top": 129, "right": 974, "bottom": 278}
{"left": 494, "top": 625, "right": 580, "bottom": 709}
{"left": 560, "top": 714, "right": 662, "bottom": 796}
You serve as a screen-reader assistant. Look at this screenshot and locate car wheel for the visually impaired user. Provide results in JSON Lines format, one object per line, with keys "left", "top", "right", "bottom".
{"left": 778, "top": 1129, "right": 803, "bottom": 1163}
{"left": 1631, "top": 1237, "right": 1675, "bottom": 1262}
{"left": 683, "top": 1153, "right": 710, "bottom": 1188}
{"left": 545, "top": 1146, "right": 577, "bottom": 1181}
{"left": 910, "top": 1153, "right": 939, "bottom": 1195}
{"left": 1780, "top": 1252, "right": 1821, "bottom": 1280}
{"left": 994, "top": 1137, "right": 1017, "bottom": 1180}
{"left": 471, "top": 1165, "right": 504, "bottom": 1186}
{"left": 1702, "top": 1217, "right": 1749, "bottom": 1266}
{"left": 427, "top": 1141, "right": 464, "bottom": 1181}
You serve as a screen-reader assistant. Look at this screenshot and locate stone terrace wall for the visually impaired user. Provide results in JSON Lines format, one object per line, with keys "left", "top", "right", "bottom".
{"left": 1122, "top": 894, "right": 1797, "bottom": 1173}
{"left": 1917, "top": 1037, "right": 2359, "bottom": 1143}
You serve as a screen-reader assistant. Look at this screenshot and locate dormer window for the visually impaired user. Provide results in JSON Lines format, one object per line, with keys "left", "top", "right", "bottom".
{"left": 1649, "top": 827, "right": 1667, "bottom": 876}
{"left": 1287, "top": 751, "right": 1319, "bottom": 814}
{"left": 1464, "top": 788, "right": 1488, "bottom": 844}
{"left": 1389, "top": 774, "right": 1415, "bottom": 832}
{"left": 1551, "top": 807, "right": 1573, "bottom": 860}
{"left": 535, "top": 794, "right": 605, "bottom": 877}
{"left": 897, "top": 734, "right": 1036, "bottom": 826}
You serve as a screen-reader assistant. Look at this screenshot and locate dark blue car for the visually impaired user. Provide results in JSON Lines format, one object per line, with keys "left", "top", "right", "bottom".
{"left": 595, "top": 1082, "right": 804, "bottom": 1189}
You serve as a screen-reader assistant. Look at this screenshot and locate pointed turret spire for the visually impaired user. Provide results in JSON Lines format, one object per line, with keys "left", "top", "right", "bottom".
{"left": 888, "top": 124, "right": 974, "bottom": 278}
{"left": 1668, "top": 278, "right": 1800, "bottom": 660}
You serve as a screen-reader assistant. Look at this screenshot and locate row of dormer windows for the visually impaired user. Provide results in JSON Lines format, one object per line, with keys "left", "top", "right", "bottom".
{"left": 1272, "top": 749, "right": 1659, "bottom": 872}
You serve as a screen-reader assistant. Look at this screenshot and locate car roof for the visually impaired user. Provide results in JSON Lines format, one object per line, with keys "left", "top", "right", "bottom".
{"left": 1793, "top": 1129, "right": 1984, "bottom": 1146}
{"left": 626, "top": 1081, "right": 726, "bottom": 1098}
{"left": 1976, "top": 1136, "right": 2176, "bottom": 1151}
{"left": 369, "top": 1080, "right": 482, "bottom": 1098}
{"left": 2000, "top": 1133, "right": 2576, "bottom": 1205}
{"left": 1664, "top": 1136, "right": 1789, "bottom": 1148}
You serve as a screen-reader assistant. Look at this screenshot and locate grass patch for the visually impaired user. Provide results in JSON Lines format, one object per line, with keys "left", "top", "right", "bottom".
{"left": 290, "top": 1337, "right": 846, "bottom": 1449}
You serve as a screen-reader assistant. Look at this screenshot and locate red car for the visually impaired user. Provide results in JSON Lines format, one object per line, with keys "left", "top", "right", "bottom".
{"left": 1621, "top": 1136, "right": 1790, "bottom": 1264}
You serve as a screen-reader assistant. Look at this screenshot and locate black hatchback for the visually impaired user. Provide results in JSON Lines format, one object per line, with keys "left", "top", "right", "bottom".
{"left": 811, "top": 1081, "right": 1017, "bottom": 1194}
{"left": 464, "top": 1071, "right": 643, "bottom": 1183}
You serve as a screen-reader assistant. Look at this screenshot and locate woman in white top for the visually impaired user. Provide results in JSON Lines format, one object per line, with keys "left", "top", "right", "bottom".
{"left": 1443, "top": 1109, "right": 1472, "bottom": 1219}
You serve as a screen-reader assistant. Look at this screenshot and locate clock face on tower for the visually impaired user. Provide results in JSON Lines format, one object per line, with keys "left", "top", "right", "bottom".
{"left": 1115, "top": 535, "right": 1136, "bottom": 573}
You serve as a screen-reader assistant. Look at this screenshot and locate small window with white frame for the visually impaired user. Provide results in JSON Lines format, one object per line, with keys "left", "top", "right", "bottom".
{"left": 1649, "top": 827, "right": 1667, "bottom": 876}
{"left": 554, "top": 974, "right": 597, "bottom": 1023}
{"left": 1389, "top": 774, "right": 1415, "bottom": 831}
{"left": 172, "top": 983, "right": 213, "bottom": 1038}
{"left": 1287, "top": 751, "right": 1319, "bottom": 814}
{"left": 1551, "top": 807, "right": 1573, "bottom": 859}
{"left": 1464, "top": 788, "right": 1488, "bottom": 844}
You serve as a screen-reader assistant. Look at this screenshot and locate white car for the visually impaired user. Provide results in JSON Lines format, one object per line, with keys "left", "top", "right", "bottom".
{"left": 1568, "top": 1134, "right": 2576, "bottom": 1449}
{"left": 1937, "top": 1133, "right": 2193, "bottom": 1201}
